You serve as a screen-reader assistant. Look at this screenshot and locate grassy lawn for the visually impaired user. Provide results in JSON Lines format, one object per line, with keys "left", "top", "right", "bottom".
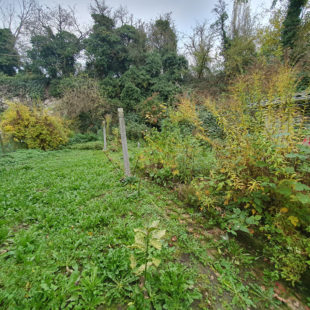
{"left": 0, "top": 148, "right": 304, "bottom": 309}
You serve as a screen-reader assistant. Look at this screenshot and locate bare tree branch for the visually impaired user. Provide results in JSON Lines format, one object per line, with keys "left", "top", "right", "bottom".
{"left": 0, "top": 0, "right": 37, "bottom": 44}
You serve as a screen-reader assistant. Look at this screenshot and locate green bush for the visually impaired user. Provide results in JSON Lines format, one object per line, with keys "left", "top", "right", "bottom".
{"left": 0, "top": 73, "right": 47, "bottom": 100}
{"left": 199, "top": 107, "right": 224, "bottom": 139}
{"left": 124, "top": 113, "right": 148, "bottom": 140}
{"left": 68, "top": 133, "right": 99, "bottom": 145}
{"left": 136, "top": 119, "right": 214, "bottom": 186}
{"left": 68, "top": 141, "right": 104, "bottom": 150}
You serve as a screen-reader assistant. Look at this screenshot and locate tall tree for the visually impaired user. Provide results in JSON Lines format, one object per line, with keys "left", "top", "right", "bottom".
{"left": 0, "top": 28, "right": 19, "bottom": 75}
{"left": 148, "top": 14, "right": 177, "bottom": 56}
{"left": 231, "top": 0, "right": 252, "bottom": 38}
{"left": 212, "top": 0, "right": 230, "bottom": 54}
{"left": 85, "top": 12, "right": 124, "bottom": 77}
{"left": 86, "top": 8, "right": 147, "bottom": 77}
{"left": 186, "top": 22, "right": 215, "bottom": 79}
{"left": 0, "top": 0, "right": 37, "bottom": 46}
{"left": 28, "top": 28, "right": 81, "bottom": 78}
{"left": 281, "top": 0, "right": 308, "bottom": 48}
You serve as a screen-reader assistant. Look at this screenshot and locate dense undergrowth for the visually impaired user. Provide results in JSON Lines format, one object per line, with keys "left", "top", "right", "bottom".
{"left": 136, "top": 64, "right": 310, "bottom": 286}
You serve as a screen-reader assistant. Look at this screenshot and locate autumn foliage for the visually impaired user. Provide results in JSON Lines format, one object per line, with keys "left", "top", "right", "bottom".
{"left": 0, "top": 103, "right": 70, "bottom": 150}
{"left": 138, "top": 64, "right": 310, "bottom": 284}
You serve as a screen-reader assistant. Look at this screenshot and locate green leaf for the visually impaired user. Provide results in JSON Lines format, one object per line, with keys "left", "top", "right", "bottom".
{"left": 293, "top": 182, "right": 310, "bottom": 192}
{"left": 294, "top": 193, "right": 310, "bottom": 205}
{"left": 40, "top": 282, "right": 49, "bottom": 291}
{"left": 245, "top": 215, "right": 261, "bottom": 225}
{"left": 284, "top": 167, "right": 295, "bottom": 174}
{"left": 275, "top": 185, "right": 292, "bottom": 197}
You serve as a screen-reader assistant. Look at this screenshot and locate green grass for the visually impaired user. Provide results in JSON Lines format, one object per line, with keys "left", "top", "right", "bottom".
{"left": 0, "top": 148, "right": 294, "bottom": 309}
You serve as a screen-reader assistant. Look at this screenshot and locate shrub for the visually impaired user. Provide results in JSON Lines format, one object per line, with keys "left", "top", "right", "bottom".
{"left": 0, "top": 73, "right": 47, "bottom": 100}
{"left": 138, "top": 64, "right": 310, "bottom": 284}
{"left": 198, "top": 64, "right": 310, "bottom": 284}
{"left": 136, "top": 100, "right": 215, "bottom": 186}
{"left": 124, "top": 112, "right": 148, "bottom": 140}
{"left": 58, "top": 76, "right": 109, "bottom": 133}
{"left": 68, "top": 133, "right": 99, "bottom": 145}
{"left": 138, "top": 93, "right": 167, "bottom": 127}
{"left": 0, "top": 102, "right": 70, "bottom": 150}
{"left": 68, "top": 141, "right": 104, "bottom": 150}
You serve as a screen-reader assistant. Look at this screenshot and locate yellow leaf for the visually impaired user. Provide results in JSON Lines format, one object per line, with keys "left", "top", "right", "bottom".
{"left": 152, "top": 229, "right": 166, "bottom": 240}
{"left": 288, "top": 216, "right": 299, "bottom": 227}
{"left": 150, "top": 239, "right": 162, "bottom": 250}
{"left": 152, "top": 258, "right": 161, "bottom": 267}
{"left": 130, "top": 255, "right": 136, "bottom": 270}
{"left": 280, "top": 207, "right": 288, "bottom": 214}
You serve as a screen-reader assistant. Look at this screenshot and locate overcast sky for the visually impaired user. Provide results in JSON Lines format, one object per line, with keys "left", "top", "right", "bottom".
{"left": 37, "top": 0, "right": 273, "bottom": 37}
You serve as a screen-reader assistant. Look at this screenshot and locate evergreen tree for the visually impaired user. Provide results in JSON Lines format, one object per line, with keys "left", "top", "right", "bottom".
{"left": 28, "top": 28, "right": 81, "bottom": 78}
{"left": 282, "top": 0, "right": 308, "bottom": 48}
{"left": 0, "top": 29, "right": 19, "bottom": 76}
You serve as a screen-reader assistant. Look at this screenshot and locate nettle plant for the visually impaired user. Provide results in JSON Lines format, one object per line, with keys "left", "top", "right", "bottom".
{"left": 130, "top": 221, "right": 166, "bottom": 284}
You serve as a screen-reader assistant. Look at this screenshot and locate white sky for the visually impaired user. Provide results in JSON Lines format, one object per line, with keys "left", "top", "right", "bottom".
{"left": 37, "top": 0, "right": 273, "bottom": 37}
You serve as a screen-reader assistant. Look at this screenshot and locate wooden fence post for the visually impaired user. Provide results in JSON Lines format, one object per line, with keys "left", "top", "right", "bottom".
{"left": 102, "top": 120, "right": 107, "bottom": 151}
{"left": 118, "top": 108, "right": 131, "bottom": 177}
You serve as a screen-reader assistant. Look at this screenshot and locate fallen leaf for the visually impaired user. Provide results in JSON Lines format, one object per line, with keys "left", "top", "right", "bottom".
{"left": 171, "top": 236, "right": 177, "bottom": 242}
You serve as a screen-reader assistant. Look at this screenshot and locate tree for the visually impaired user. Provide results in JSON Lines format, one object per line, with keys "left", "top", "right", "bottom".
{"left": 28, "top": 4, "right": 88, "bottom": 40}
{"left": 186, "top": 22, "right": 215, "bottom": 79}
{"left": 281, "top": 0, "right": 308, "bottom": 48}
{"left": 85, "top": 13, "right": 124, "bottom": 77}
{"left": 0, "top": 28, "right": 19, "bottom": 75}
{"left": 211, "top": 0, "right": 256, "bottom": 77}
{"left": 86, "top": 7, "right": 147, "bottom": 77}
{"left": 224, "top": 36, "right": 256, "bottom": 75}
{"left": 148, "top": 14, "right": 177, "bottom": 56}
{"left": 162, "top": 52, "right": 188, "bottom": 82}
{"left": 116, "top": 24, "right": 147, "bottom": 66}
{"left": 257, "top": 9, "right": 284, "bottom": 62}
{"left": 231, "top": 0, "right": 253, "bottom": 38}
{"left": 0, "top": 0, "right": 37, "bottom": 45}
{"left": 28, "top": 28, "right": 81, "bottom": 78}
{"left": 212, "top": 0, "right": 230, "bottom": 54}
{"left": 59, "top": 75, "right": 108, "bottom": 132}
{"left": 144, "top": 52, "right": 162, "bottom": 78}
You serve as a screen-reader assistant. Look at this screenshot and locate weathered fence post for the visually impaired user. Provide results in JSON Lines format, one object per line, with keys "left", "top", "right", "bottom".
{"left": 102, "top": 120, "right": 107, "bottom": 151}
{"left": 118, "top": 108, "right": 131, "bottom": 177}
{"left": 0, "top": 130, "right": 5, "bottom": 154}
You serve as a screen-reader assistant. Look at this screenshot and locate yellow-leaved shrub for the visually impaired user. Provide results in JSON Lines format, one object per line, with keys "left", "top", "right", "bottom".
{"left": 0, "top": 102, "right": 70, "bottom": 150}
